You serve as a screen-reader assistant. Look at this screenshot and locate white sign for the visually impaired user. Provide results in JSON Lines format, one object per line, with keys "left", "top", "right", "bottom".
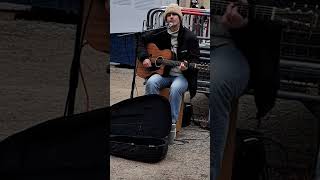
{"left": 111, "top": 0, "right": 177, "bottom": 33}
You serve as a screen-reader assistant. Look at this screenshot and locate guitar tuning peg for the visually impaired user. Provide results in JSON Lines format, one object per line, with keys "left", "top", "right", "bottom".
{"left": 307, "top": 9, "right": 314, "bottom": 15}
{"left": 287, "top": 2, "right": 296, "bottom": 11}
{"left": 284, "top": 7, "right": 291, "bottom": 12}
{"left": 302, "top": 4, "right": 309, "bottom": 12}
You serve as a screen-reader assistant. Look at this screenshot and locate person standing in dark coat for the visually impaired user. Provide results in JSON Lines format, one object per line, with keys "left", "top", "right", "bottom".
{"left": 210, "top": 0, "right": 282, "bottom": 178}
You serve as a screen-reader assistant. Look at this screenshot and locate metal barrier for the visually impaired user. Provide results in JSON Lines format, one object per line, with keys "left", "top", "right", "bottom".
{"left": 280, "top": 29, "right": 320, "bottom": 63}
{"left": 278, "top": 26, "right": 320, "bottom": 102}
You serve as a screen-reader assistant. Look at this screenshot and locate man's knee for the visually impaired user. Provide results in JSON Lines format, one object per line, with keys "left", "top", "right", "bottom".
{"left": 146, "top": 80, "right": 158, "bottom": 89}
{"left": 146, "top": 76, "right": 161, "bottom": 90}
{"left": 170, "top": 83, "right": 187, "bottom": 95}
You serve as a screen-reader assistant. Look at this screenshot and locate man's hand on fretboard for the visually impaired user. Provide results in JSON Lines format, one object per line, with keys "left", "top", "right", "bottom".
{"left": 221, "top": 0, "right": 249, "bottom": 29}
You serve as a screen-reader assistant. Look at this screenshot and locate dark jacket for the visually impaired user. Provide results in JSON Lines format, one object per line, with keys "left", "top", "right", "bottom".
{"left": 137, "top": 25, "right": 200, "bottom": 99}
{"left": 230, "top": 17, "right": 282, "bottom": 118}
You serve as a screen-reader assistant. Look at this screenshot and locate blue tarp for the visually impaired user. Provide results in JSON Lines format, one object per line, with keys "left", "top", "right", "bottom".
{"left": 110, "top": 33, "right": 136, "bottom": 66}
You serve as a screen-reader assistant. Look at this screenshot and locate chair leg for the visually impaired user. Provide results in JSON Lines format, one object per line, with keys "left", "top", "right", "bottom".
{"left": 176, "top": 97, "right": 184, "bottom": 133}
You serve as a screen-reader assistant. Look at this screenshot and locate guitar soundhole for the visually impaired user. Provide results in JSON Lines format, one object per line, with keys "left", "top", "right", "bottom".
{"left": 154, "top": 56, "right": 163, "bottom": 67}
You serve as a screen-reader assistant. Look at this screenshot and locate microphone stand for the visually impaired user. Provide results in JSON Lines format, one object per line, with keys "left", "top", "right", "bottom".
{"left": 64, "top": 0, "right": 84, "bottom": 116}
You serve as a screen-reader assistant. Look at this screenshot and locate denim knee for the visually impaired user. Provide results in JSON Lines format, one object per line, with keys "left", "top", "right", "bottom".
{"left": 170, "top": 84, "right": 187, "bottom": 96}
{"left": 146, "top": 80, "right": 159, "bottom": 91}
{"left": 145, "top": 75, "right": 162, "bottom": 94}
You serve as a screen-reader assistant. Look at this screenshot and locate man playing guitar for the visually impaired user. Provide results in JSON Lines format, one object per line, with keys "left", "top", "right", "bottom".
{"left": 137, "top": 3, "right": 200, "bottom": 140}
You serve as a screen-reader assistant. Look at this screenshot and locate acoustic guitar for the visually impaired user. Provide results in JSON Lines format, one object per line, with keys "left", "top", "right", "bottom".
{"left": 136, "top": 43, "right": 209, "bottom": 79}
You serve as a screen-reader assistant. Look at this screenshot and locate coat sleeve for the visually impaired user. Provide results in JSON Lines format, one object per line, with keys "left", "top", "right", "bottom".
{"left": 136, "top": 32, "right": 150, "bottom": 62}
{"left": 183, "top": 31, "right": 200, "bottom": 99}
{"left": 186, "top": 32, "right": 200, "bottom": 66}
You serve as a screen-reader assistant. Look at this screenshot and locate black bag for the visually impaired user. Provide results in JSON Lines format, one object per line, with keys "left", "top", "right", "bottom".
{"left": 110, "top": 94, "right": 171, "bottom": 163}
{"left": 182, "top": 102, "right": 193, "bottom": 127}
{"left": 0, "top": 107, "right": 108, "bottom": 180}
{"left": 232, "top": 129, "right": 267, "bottom": 180}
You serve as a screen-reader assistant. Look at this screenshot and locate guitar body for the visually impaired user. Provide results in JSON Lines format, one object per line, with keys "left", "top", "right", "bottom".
{"left": 83, "top": 0, "right": 109, "bottom": 53}
{"left": 136, "top": 43, "right": 173, "bottom": 79}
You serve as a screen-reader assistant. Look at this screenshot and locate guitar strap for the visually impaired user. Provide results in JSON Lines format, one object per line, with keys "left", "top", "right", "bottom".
{"left": 171, "top": 51, "right": 177, "bottom": 61}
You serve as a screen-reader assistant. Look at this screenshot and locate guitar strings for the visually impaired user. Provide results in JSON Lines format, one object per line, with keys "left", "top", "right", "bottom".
{"left": 211, "top": 0, "right": 316, "bottom": 12}
{"left": 212, "top": 1, "right": 275, "bottom": 10}
{"left": 212, "top": 2, "right": 313, "bottom": 17}
{"left": 212, "top": 0, "right": 313, "bottom": 10}
{"left": 211, "top": 1, "right": 314, "bottom": 26}
{"left": 212, "top": 5, "right": 278, "bottom": 16}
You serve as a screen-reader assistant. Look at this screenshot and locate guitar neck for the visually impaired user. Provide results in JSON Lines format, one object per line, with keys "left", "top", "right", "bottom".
{"left": 152, "top": 58, "right": 181, "bottom": 67}
{"left": 211, "top": 0, "right": 278, "bottom": 22}
{"left": 151, "top": 58, "right": 210, "bottom": 71}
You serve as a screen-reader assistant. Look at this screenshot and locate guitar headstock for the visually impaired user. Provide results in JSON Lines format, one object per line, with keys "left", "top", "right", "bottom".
{"left": 273, "top": 2, "right": 319, "bottom": 29}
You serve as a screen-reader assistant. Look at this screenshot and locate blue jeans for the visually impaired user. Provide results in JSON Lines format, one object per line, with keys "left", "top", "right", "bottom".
{"left": 210, "top": 44, "right": 250, "bottom": 179}
{"left": 145, "top": 74, "right": 188, "bottom": 124}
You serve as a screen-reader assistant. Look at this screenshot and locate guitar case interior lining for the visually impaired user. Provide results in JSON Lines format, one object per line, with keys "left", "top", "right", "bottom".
{"left": 110, "top": 94, "right": 171, "bottom": 163}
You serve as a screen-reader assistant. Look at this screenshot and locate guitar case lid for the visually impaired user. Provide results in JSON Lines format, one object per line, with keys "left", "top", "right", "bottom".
{"left": 110, "top": 94, "right": 171, "bottom": 139}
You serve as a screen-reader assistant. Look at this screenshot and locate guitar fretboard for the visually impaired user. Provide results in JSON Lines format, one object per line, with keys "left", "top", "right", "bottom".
{"left": 211, "top": 0, "right": 276, "bottom": 21}
{"left": 150, "top": 57, "right": 181, "bottom": 67}
{"left": 150, "top": 57, "right": 210, "bottom": 71}
{"left": 211, "top": 0, "right": 315, "bottom": 27}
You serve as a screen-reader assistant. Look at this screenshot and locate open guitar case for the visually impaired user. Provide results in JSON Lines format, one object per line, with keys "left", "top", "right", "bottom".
{"left": 110, "top": 94, "right": 172, "bottom": 163}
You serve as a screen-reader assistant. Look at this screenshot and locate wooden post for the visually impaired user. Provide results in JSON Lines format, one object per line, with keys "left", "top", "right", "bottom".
{"left": 217, "top": 98, "right": 239, "bottom": 180}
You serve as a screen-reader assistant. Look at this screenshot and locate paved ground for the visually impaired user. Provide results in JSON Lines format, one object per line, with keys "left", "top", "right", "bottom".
{"left": 109, "top": 65, "right": 320, "bottom": 179}
{"left": 0, "top": 15, "right": 108, "bottom": 139}
{"left": 110, "top": 66, "right": 210, "bottom": 180}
